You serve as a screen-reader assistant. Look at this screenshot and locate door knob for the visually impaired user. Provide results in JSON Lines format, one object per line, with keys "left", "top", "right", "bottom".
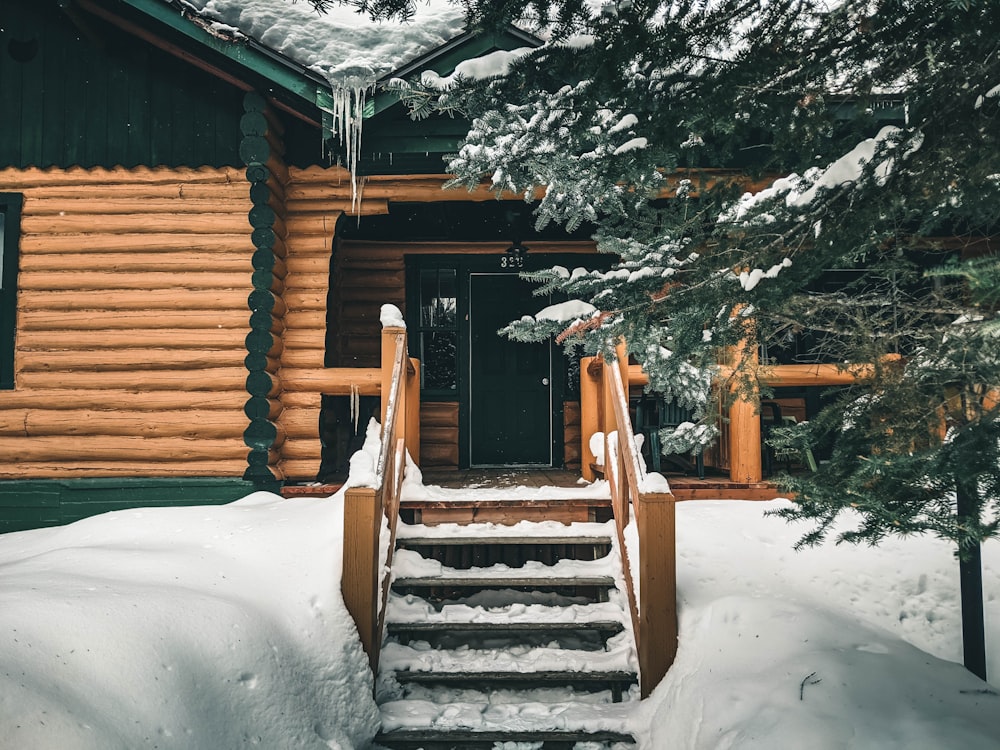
{"left": 541, "top": 378, "right": 549, "bottom": 386}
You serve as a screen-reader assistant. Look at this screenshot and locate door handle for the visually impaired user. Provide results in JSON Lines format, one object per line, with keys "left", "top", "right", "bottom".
{"left": 541, "top": 378, "right": 549, "bottom": 386}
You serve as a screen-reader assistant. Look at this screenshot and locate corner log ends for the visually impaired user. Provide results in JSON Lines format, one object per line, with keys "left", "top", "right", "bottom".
{"left": 242, "top": 91, "right": 289, "bottom": 488}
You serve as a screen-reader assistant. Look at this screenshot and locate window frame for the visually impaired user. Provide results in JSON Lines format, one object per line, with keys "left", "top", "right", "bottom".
{"left": 0, "top": 193, "right": 24, "bottom": 390}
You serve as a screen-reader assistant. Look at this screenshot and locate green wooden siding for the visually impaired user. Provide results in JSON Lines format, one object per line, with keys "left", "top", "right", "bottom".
{"left": 0, "top": 1, "right": 243, "bottom": 169}
{"left": 0, "top": 478, "right": 257, "bottom": 534}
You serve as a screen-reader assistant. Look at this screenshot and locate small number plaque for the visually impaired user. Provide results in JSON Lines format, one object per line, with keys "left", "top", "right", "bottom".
{"left": 500, "top": 254, "right": 525, "bottom": 269}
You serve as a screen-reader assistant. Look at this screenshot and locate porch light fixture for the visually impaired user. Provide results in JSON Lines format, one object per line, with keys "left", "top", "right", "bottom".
{"left": 505, "top": 240, "right": 529, "bottom": 260}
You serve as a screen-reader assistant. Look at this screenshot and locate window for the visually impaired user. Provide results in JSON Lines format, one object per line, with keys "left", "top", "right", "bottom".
{"left": 0, "top": 193, "right": 23, "bottom": 390}
{"left": 415, "top": 268, "right": 458, "bottom": 392}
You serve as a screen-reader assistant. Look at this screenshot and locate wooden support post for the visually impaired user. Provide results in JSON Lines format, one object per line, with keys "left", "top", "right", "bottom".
{"left": 342, "top": 486, "right": 380, "bottom": 668}
{"left": 729, "top": 395, "right": 762, "bottom": 483}
{"left": 580, "top": 356, "right": 600, "bottom": 481}
{"left": 727, "top": 314, "right": 762, "bottom": 484}
{"left": 635, "top": 492, "right": 678, "bottom": 698}
{"left": 406, "top": 358, "right": 421, "bottom": 465}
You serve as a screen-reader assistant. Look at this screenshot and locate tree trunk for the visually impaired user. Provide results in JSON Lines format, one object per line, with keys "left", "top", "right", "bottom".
{"left": 956, "top": 482, "right": 988, "bottom": 681}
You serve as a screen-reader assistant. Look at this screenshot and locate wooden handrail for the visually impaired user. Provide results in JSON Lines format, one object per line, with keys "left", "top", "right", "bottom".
{"left": 342, "top": 319, "right": 419, "bottom": 675}
{"left": 598, "top": 343, "right": 678, "bottom": 698}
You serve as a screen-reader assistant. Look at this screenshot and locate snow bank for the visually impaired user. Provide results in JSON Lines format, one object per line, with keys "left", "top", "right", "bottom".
{"left": 2, "top": 485, "right": 999, "bottom": 749}
{"left": 635, "top": 499, "right": 1000, "bottom": 749}
{"left": 0, "top": 492, "right": 377, "bottom": 750}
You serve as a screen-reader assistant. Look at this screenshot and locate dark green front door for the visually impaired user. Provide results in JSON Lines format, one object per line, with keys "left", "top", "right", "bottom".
{"left": 469, "top": 273, "right": 553, "bottom": 465}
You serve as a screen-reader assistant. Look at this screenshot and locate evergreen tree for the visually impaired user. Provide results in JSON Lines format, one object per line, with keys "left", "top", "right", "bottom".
{"left": 313, "top": 0, "right": 1000, "bottom": 676}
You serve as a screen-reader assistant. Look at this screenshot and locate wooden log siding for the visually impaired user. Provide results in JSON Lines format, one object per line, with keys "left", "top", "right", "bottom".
{"left": 0, "top": 165, "right": 253, "bottom": 480}
{"left": 272, "top": 164, "right": 379, "bottom": 480}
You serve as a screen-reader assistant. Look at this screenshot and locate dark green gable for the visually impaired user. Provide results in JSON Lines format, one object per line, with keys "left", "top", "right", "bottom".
{"left": 0, "top": 0, "right": 244, "bottom": 168}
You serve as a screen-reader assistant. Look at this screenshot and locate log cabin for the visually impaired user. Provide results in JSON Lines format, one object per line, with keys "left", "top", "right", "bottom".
{"left": 0, "top": 0, "right": 887, "bottom": 532}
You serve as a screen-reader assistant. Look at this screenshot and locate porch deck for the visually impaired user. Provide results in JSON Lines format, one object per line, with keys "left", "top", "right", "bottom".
{"left": 281, "top": 469, "right": 786, "bottom": 501}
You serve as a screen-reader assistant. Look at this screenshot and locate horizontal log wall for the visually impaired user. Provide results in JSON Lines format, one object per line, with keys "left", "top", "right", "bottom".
{"left": 0, "top": 166, "right": 252, "bottom": 480}
{"left": 276, "top": 166, "right": 391, "bottom": 480}
{"left": 421, "top": 401, "right": 459, "bottom": 470}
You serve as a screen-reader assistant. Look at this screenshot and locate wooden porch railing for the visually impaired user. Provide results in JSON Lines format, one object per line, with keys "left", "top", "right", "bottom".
{"left": 341, "top": 317, "right": 420, "bottom": 670}
{"left": 586, "top": 342, "right": 678, "bottom": 698}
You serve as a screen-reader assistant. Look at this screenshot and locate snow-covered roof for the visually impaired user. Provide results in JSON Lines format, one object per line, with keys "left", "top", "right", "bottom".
{"left": 177, "top": 0, "right": 469, "bottom": 85}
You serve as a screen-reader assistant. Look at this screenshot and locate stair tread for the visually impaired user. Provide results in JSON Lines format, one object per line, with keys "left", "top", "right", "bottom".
{"left": 398, "top": 519, "right": 614, "bottom": 535}
{"left": 394, "top": 669, "right": 637, "bottom": 680}
{"left": 387, "top": 620, "right": 624, "bottom": 633}
{"left": 399, "top": 497, "right": 611, "bottom": 509}
{"left": 375, "top": 727, "right": 635, "bottom": 741}
{"left": 398, "top": 534, "right": 612, "bottom": 546}
{"left": 392, "top": 574, "right": 616, "bottom": 586}
{"left": 380, "top": 641, "right": 635, "bottom": 675}
{"left": 378, "top": 698, "right": 635, "bottom": 735}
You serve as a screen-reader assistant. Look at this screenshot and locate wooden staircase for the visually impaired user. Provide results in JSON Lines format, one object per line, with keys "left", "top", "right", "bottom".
{"left": 374, "top": 499, "right": 638, "bottom": 749}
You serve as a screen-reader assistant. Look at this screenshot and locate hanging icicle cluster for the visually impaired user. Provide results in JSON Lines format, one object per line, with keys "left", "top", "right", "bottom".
{"left": 322, "top": 72, "right": 376, "bottom": 209}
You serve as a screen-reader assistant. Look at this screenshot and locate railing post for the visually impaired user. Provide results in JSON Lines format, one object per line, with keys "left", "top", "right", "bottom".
{"left": 580, "top": 356, "right": 601, "bottom": 481}
{"left": 406, "top": 357, "right": 421, "bottom": 465}
{"left": 342, "top": 485, "right": 380, "bottom": 668}
{"left": 635, "top": 491, "right": 678, "bottom": 697}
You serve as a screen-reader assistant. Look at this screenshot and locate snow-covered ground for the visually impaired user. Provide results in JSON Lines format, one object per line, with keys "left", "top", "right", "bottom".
{"left": 1, "top": 484, "right": 998, "bottom": 748}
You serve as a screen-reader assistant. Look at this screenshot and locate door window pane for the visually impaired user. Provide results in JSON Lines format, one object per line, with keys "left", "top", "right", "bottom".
{"left": 417, "top": 268, "right": 458, "bottom": 392}
{"left": 422, "top": 331, "right": 457, "bottom": 390}
{"left": 420, "top": 269, "right": 456, "bottom": 327}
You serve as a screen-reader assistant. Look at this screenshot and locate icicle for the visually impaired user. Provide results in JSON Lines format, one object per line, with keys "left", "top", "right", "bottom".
{"left": 350, "top": 383, "right": 360, "bottom": 435}
{"left": 322, "top": 72, "right": 375, "bottom": 211}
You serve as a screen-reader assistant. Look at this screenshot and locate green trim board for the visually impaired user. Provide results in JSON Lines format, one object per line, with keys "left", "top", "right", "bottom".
{"left": 0, "top": 477, "right": 258, "bottom": 534}
{"left": 0, "top": 193, "right": 22, "bottom": 390}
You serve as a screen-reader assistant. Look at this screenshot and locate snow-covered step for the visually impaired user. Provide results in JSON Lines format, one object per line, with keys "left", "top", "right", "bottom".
{"left": 398, "top": 534, "right": 612, "bottom": 547}
{"left": 395, "top": 519, "right": 615, "bottom": 542}
{"left": 376, "top": 698, "right": 635, "bottom": 748}
{"left": 396, "top": 520, "right": 615, "bottom": 568}
{"left": 391, "top": 574, "right": 615, "bottom": 590}
{"left": 392, "top": 669, "right": 638, "bottom": 703}
{"left": 387, "top": 619, "right": 625, "bottom": 642}
{"left": 378, "top": 505, "right": 638, "bottom": 748}
{"left": 390, "top": 549, "right": 618, "bottom": 601}
{"left": 386, "top": 593, "right": 630, "bottom": 625}
{"left": 374, "top": 727, "right": 635, "bottom": 749}
{"left": 381, "top": 634, "right": 636, "bottom": 676}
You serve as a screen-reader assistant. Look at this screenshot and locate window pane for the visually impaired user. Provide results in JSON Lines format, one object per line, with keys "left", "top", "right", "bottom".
{"left": 421, "top": 331, "right": 457, "bottom": 390}
{"left": 419, "top": 268, "right": 457, "bottom": 328}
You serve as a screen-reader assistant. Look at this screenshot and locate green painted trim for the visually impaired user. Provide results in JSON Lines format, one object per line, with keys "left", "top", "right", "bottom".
{"left": 0, "top": 193, "right": 22, "bottom": 390}
{"left": 0, "top": 477, "right": 258, "bottom": 534}
{"left": 241, "top": 92, "right": 282, "bottom": 488}
{"left": 118, "top": 0, "right": 326, "bottom": 108}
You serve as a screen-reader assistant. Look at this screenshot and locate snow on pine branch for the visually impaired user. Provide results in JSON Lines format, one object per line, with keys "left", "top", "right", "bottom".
{"left": 446, "top": 79, "right": 665, "bottom": 231}
{"left": 421, "top": 47, "right": 536, "bottom": 89}
{"left": 720, "top": 126, "right": 923, "bottom": 225}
